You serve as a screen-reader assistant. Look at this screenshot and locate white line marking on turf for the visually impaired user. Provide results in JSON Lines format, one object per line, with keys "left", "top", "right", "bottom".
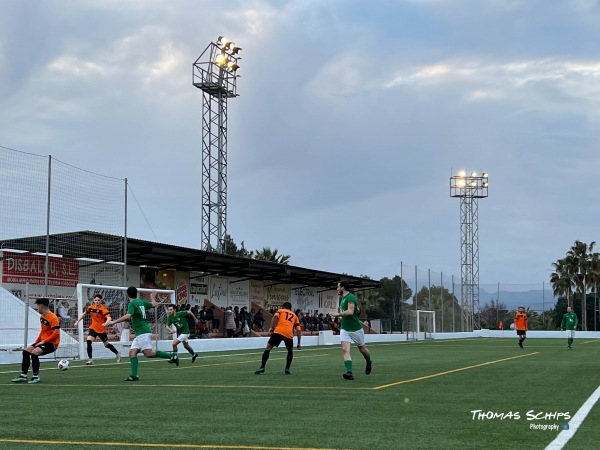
{"left": 545, "top": 385, "right": 600, "bottom": 450}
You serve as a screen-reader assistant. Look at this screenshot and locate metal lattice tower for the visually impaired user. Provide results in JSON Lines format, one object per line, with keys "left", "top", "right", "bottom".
{"left": 193, "top": 37, "right": 241, "bottom": 252}
{"left": 450, "top": 171, "right": 488, "bottom": 331}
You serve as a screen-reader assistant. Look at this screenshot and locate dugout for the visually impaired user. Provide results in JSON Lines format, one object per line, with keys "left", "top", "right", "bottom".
{"left": 0, "top": 230, "right": 380, "bottom": 303}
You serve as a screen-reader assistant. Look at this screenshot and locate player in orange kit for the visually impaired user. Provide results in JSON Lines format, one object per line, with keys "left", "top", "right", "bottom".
{"left": 255, "top": 302, "right": 302, "bottom": 375}
{"left": 74, "top": 294, "right": 120, "bottom": 365}
{"left": 514, "top": 306, "right": 528, "bottom": 348}
{"left": 11, "top": 298, "right": 60, "bottom": 384}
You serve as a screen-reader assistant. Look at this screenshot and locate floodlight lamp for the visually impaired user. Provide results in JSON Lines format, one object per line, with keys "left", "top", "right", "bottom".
{"left": 457, "top": 170, "right": 466, "bottom": 177}
{"left": 230, "top": 46, "right": 242, "bottom": 55}
{"left": 482, "top": 182, "right": 489, "bottom": 188}
{"left": 470, "top": 181, "right": 477, "bottom": 187}
{"left": 482, "top": 172, "right": 488, "bottom": 178}
{"left": 457, "top": 179, "right": 466, "bottom": 188}
{"left": 224, "top": 41, "right": 236, "bottom": 51}
{"left": 226, "top": 61, "right": 239, "bottom": 72}
{"left": 470, "top": 171, "right": 477, "bottom": 177}
{"left": 217, "top": 36, "right": 229, "bottom": 46}
{"left": 214, "top": 53, "right": 228, "bottom": 66}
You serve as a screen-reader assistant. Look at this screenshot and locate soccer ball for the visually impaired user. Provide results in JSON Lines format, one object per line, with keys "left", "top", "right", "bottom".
{"left": 57, "top": 359, "right": 70, "bottom": 371}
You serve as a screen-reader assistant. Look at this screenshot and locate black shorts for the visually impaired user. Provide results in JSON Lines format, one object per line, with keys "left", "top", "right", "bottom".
{"left": 268, "top": 333, "right": 293, "bottom": 350}
{"left": 32, "top": 343, "right": 57, "bottom": 355}
{"left": 88, "top": 329, "right": 109, "bottom": 342}
{"left": 516, "top": 330, "right": 526, "bottom": 336}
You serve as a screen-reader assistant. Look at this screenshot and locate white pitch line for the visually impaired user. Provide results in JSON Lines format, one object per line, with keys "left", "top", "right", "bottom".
{"left": 545, "top": 385, "right": 600, "bottom": 450}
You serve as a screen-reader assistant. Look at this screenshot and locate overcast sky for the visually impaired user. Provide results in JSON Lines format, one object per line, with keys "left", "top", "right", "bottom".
{"left": 2, "top": 0, "right": 600, "bottom": 286}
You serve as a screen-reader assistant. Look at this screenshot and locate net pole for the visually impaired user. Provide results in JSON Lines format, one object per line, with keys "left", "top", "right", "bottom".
{"left": 441, "top": 272, "right": 444, "bottom": 333}
{"left": 44, "top": 155, "right": 52, "bottom": 296}
{"left": 123, "top": 178, "right": 128, "bottom": 286}
{"left": 76, "top": 283, "right": 85, "bottom": 360}
{"left": 23, "top": 282, "right": 30, "bottom": 349}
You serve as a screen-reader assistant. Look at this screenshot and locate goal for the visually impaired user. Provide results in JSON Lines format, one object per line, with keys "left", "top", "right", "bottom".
{"left": 69, "top": 284, "right": 176, "bottom": 361}
{"left": 407, "top": 310, "right": 436, "bottom": 341}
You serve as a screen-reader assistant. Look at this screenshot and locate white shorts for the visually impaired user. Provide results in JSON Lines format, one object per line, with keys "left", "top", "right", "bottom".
{"left": 340, "top": 328, "right": 365, "bottom": 347}
{"left": 567, "top": 329, "right": 576, "bottom": 339}
{"left": 174, "top": 334, "right": 189, "bottom": 343}
{"left": 131, "top": 333, "right": 153, "bottom": 351}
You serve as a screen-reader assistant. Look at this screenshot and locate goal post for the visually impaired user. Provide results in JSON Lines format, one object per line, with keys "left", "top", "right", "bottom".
{"left": 74, "top": 284, "right": 175, "bottom": 361}
{"left": 407, "top": 310, "right": 436, "bottom": 341}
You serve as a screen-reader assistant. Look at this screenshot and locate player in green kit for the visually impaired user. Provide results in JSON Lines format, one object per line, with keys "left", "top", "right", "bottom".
{"left": 560, "top": 306, "right": 578, "bottom": 350}
{"left": 106, "top": 287, "right": 179, "bottom": 381}
{"left": 330, "top": 281, "right": 372, "bottom": 381}
{"left": 166, "top": 304, "right": 199, "bottom": 363}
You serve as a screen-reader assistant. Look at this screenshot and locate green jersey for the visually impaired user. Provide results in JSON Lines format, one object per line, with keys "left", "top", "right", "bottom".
{"left": 127, "top": 298, "right": 153, "bottom": 335}
{"left": 561, "top": 312, "right": 578, "bottom": 330}
{"left": 167, "top": 310, "right": 191, "bottom": 334}
{"left": 340, "top": 293, "right": 363, "bottom": 332}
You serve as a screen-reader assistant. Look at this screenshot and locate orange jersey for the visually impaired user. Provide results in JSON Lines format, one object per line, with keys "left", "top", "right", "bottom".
{"left": 514, "top": 312, "right": 528, "bottom": 331}
{"left": 35, "top": 311, "right": 60, "bottom": 346}
{"left": 273, "top": 308, "right": 301, "bottom": 339}
{"left": 86, "top": 304, "right": 111, "bottom": 333}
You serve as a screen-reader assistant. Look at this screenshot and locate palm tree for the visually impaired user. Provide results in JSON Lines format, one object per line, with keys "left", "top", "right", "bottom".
{"left": 561, "top": 241, "right": 600, "bottom": 331}
{"left": 253, "top": 247, "right": 291, "bottom": 264}
{"left": 550, "top": 256, "right": 574, "bottom": 309}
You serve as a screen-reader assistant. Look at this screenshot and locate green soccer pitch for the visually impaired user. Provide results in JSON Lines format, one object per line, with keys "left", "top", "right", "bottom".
{"left": 1, "top": 338, "right": 599, "bottom": 450}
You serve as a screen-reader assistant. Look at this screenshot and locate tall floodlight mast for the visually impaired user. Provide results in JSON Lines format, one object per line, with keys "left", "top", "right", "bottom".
{"left": 193, "top": 36, "right": 241, "bottom": 252}
{"left": 450, "top": 170, "right": 489, "bottom": 331}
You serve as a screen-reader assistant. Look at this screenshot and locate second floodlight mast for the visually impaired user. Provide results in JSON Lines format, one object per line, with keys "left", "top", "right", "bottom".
{"left": 450, "top": 170, "right": 489, "bottom": 331}
{"left": 193, "top": 36, "right": 242, "bottom": 252}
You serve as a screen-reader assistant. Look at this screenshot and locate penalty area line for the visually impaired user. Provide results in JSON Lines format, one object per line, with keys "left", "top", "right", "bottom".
{"left": 373, "top": 352, "right": 539, "bottom": 390}
{"left": 544, "top": 385, "right": 600, "bottom": 450}
{"left": 0, "top": 438, "right": 335, "bottom": 449}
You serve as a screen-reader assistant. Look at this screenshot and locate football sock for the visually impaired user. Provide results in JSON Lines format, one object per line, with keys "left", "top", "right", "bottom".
{"left": 106, "top": 343, "right": 119, "bottom": 355}
{"left": 344, "top": 360, "right": 353, "bottom": 373}
{"left": 87, "top": 340, "right": 93, "bottom": 358}
{"left": 31, "top": 355, "right": 40, "bottom": 374}
{"left": 286, "top": 350, "right": 293, "bottom": 369}
{"left": 568, "top": 338, "right": 572, "bottom": 347}
{"left": 261, "top": 349, "right": 271, "bottom": 367}
{"left": 21, "top": 351, "right": 30, "bottom": 374}
{"left": 131, "top": 356, "right": 139, "bottom": 377}
{"left": 156, "top": 350, "right": 173, "bottom": 359}
{"left": 187, "top": 348, "right": 195, "bottom": 355}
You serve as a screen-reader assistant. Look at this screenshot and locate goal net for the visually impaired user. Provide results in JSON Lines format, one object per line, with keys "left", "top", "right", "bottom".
{"left": 407, "top": 310, "right": 436, "bottom": 341}
{"left": 70, "top": 284, "right": 176, "bottom": 361}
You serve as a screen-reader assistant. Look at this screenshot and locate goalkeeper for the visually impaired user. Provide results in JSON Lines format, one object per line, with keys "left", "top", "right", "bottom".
{"left": 73, "top": 293, "right": 121, "bottom": 365}
{"left": 106, "top": 287, "right": 179, "bottom": 381}
{"left": 560, "top": 306, "right": 578, "bottom": 350}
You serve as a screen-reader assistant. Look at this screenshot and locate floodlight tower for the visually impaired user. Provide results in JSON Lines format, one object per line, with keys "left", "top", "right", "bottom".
{"left": 450, "top": 170, "right": 489, "bottom": 331}
{"left": 193, "top": 36, "right": 241, "bottom": 252}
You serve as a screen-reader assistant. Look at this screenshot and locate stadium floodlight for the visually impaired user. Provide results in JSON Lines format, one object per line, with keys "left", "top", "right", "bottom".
{"left": 193, "top": 36, "right": 242, "bottom": 252}
{"left": 450, "top": 170, "right": 489, "bottom": 331}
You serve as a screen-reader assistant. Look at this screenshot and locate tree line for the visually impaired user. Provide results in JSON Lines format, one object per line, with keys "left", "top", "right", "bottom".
{"left": 222, "top": 235, "right": 600, "bottom": 331}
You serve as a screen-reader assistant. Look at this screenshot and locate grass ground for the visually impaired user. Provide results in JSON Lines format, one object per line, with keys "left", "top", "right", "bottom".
{"left": 0, "top": 338, "right": 598, "bottom": 450}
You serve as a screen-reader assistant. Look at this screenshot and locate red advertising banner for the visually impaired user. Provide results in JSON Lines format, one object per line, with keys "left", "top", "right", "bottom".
{"left": 2, "top": 254, "right": 79, "bottom": 287}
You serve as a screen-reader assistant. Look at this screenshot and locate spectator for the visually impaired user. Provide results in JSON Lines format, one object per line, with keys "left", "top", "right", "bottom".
{"left": 56, "top": 301, "right": 71, "bottom": 327}
{"left": 233, "top": 306, "right": 240, "bottom": 330}
{"left": 296, "top": 310, "right": 307, "bottom": 330}
{"left": 224, "top": 306, "right": 236, "bottom": 338}
{"left": 253, "top": 308, "right": 265, "bottom": 332}
{"left": 237, "top": 306, "right": 251, "bottom": 337}
{"left": 184, "top": 304, "right": 197, "bottom": 338}
{"left": 331, "top": 316, "right": 340, "bottom": 335}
